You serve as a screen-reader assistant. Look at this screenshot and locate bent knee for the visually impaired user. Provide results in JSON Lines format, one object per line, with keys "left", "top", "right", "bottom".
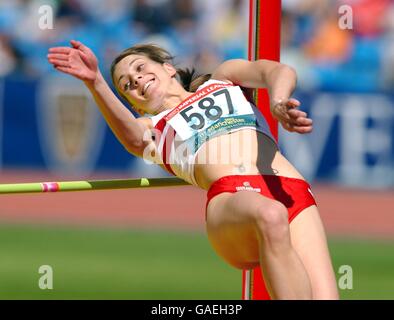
{"left": 253, "top": 201, "right": 289, "bottom": 243}
{"left": 254, "top": 200, "right": 288, "bottom": 229}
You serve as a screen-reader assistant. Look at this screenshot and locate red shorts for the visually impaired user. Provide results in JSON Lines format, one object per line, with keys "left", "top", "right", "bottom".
{"left": 206, "top": 175, "right": 316, "bottom": 223}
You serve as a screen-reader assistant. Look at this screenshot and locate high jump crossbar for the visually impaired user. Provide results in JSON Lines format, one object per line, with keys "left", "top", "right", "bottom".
{"left": 0, "top": 177, "right": 189, "bottom": 195}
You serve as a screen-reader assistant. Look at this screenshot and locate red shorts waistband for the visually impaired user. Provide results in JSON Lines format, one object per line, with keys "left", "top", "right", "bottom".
{"left": 206, "top": 175, "right": 316, "bottom": 223}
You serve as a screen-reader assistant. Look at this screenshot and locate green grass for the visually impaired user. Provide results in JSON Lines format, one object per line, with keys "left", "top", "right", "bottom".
{"left": 330, "top": 238, "right": 394, "bottom": 299}
{"left": 0, "top": 224, "right": 241, "bottom": 299}
{"left": 0, "top": 224, "right": 393, "bottom": 299}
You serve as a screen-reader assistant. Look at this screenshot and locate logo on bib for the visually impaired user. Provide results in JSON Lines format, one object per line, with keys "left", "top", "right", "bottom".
{"left": 236, "top": 181, "right": 261, "bottom": 192}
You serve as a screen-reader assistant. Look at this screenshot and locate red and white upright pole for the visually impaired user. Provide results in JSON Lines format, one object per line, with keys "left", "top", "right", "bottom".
{"left": 243, "top": 0, "right": 282, "bottom": 300}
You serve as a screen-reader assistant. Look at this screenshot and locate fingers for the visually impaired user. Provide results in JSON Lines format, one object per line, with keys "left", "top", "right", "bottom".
{"left": 47, "top": 53, "right": 68, "bottom": 61}
{"left": 287, "top": 109, "right": 313, "bottom": 126}
{"left": 287, "top": 108, "right": 306, "bottom": 118}
{"left": 70, "top": 40, "right": 90, "bottom": 54}
{"left": 295, "top": 126, "right": 313, "bottom": 134}
{"left": 47, "top": 54, "right": 69, "bottom": 69}
{"left": 70, "top": 39, "right": 79, "bottom": 46}
{"left": 48, "top": 47, "right": 71, "bottom": 54}
{"left": 49, "top": 58, "right": 69, "bottom": 68}
{"left": 79, "top": 51, "right": 91, "bottom": 66}
{"left": 283, "top": 117, "right": 313, "bottom": 133}
{"left": 70, "top": 40, "right": 83, "bottom": 48}
{"left": 70, "top": 40, "right": 96, "bottom": 66}
{"left": 287, "top": 98, "right": 301, "bottom": 107}
{"left": 280, "top": 120, "right": 313, "bottom": 134}
{"left": 295, "top": 117, "right": 313, "bottom": 126}
{"left": 48, "top": 40, "right": 89, "bottom": 57}
{"left": 280, "top": 121, "right": 295, "bottom": 132}
{"left": 47, "top": 52, "right": 70, "bottom": 68}
{"left": 273, "top": 99, "right": 313, "bottom": 134}
{"left": 47, "top": 47, "right": 81, "bottom": 68}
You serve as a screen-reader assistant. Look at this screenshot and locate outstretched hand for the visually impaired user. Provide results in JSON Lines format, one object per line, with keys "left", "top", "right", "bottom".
{"left": 271, "top": 98, "right": 313, "bottom": 134}
{"left": 47, "top": 40, "right": 98, "bottom": 83}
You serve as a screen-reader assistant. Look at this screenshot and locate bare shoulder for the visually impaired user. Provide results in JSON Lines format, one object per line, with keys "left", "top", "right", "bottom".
{"left": 211, "top": 59, "right": 249, "bottom": 83}
{"left": 136, "top": 116, "right": 153, "bottom": 129}
{"left": 212, "top": 58, "right": 283, "bottom": 89}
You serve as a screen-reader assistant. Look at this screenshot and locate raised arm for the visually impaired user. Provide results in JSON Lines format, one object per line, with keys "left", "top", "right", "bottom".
{"left": 212, "top": 59, "right": 313, "bottom": 134}
{"left": 47, "top": 40, "right": 151, "bottom": 156}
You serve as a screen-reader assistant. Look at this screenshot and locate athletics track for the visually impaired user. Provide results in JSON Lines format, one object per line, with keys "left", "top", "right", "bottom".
{"left": 0, "top": 170, "right": 393, "bottom": 239}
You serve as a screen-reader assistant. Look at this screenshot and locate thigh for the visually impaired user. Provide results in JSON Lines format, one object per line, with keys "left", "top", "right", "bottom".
{"left": 206, "top": 190, "right": 285, "bottom": 270}
{"left": 290, "top": 205, "right": 339, "bottom": 299}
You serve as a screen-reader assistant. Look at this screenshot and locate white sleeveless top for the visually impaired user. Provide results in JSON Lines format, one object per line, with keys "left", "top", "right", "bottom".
{"left": 148, "top": 79, "right": 276, "bottom": 186}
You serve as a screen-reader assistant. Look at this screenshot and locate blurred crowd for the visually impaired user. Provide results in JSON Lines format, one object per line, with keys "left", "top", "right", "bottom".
{"left": 281, "top": 0, "right": 394, "bottom": 92}
{"left": 0, "top": 0, "right": 393, "bottom": 92}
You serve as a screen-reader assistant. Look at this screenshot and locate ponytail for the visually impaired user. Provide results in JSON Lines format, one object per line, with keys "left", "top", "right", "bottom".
{"left": 176, "top": 68, "right": 211, "bottom": 92}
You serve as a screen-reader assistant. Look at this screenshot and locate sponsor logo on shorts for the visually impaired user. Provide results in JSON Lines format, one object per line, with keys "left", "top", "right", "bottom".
{"left": 235, "top": 181, "right": 261, "bottom": 192}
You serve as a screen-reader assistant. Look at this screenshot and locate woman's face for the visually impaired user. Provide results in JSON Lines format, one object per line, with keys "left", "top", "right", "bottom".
{"left": 113, "top": 54, "right": 176, "bottom": 115}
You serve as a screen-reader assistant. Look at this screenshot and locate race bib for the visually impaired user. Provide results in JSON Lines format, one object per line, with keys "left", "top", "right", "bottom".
{"left": 166, "top": 84, "right": 255, "bottom": 141}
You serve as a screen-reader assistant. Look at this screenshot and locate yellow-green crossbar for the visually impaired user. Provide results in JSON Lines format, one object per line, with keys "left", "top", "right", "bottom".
{"left": 0, "top": 177, "right": 189, "bottom": 194}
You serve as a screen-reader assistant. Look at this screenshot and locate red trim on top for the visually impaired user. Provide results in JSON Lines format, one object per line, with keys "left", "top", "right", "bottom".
{"left": 154, "top": 118, "right": 176, "bottom": 175}
{"left": 164, "top": 83, "right": 232, "bottom": 121}
{"left": 154, "top": 117, "right": 166, "bottom": 133}
{"left": 162, "top": 126, "right": 176, "bottom": 175}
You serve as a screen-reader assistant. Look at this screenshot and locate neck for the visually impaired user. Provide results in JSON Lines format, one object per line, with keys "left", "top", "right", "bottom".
{"left": 159, "top": 81, "right": 193, "bottom": 113}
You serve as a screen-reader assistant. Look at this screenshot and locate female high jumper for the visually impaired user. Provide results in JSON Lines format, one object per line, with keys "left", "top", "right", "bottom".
{"left": 47, "top": 40, "right": 339, "bottom": 299}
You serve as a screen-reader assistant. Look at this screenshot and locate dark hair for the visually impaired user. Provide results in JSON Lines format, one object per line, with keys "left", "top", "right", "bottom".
{"left": 110, "top": 44, "right": 211, "bottom": 105}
